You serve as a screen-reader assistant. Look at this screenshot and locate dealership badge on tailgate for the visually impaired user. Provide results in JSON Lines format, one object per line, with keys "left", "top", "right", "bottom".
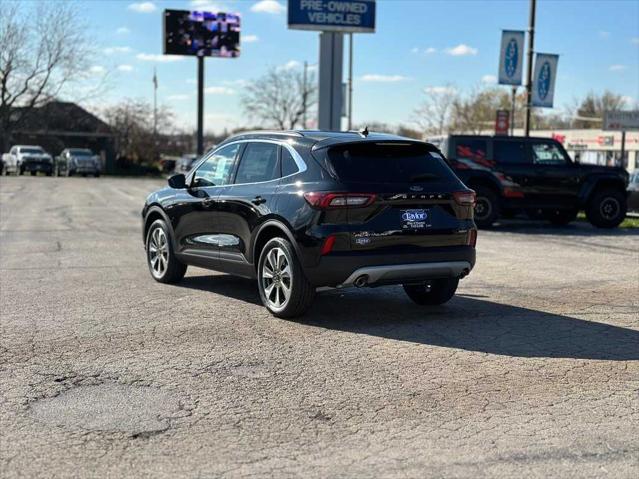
{"left": 401, "top": 209, "right": 430, "bottom": 229}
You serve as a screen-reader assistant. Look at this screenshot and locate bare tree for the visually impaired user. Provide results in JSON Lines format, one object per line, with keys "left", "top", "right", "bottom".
{"left": 0, "top": 2, "right": 97, "bottom": 151}
{"left": 103, "top": 99, "right": 176, "bottom": 162}
{"left": 240, "top": 66, "right": 317, "bottom": 130}
{"left": 570, "top": 91, "right": 628, "bottom": 128}
{"left": 413, "top": 85, "right": 457, "bottom": 136}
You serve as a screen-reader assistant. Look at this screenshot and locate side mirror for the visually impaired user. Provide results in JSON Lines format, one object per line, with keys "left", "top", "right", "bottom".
{"left": 168, "top": 174, "right": 186, "bottom": 189}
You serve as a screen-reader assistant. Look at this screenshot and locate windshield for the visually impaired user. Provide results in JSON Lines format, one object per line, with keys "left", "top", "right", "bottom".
{"left": 326, "top": 143, "right": 457, "bottom": 184}
{"left": 69, "top": 149, "right": 93, "bottom": 156}
{"left": 20, "top": 147, "right": 44, "bottom": 154}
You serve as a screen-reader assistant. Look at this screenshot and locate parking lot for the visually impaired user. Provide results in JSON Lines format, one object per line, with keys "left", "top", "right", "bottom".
{"left": 0, "top": 176, "right": 637, "bottom": 477}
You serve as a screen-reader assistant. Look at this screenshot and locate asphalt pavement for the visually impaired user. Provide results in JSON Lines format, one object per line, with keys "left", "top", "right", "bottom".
{"left": 1, "top": 176, "right": 638, "bottom": 478}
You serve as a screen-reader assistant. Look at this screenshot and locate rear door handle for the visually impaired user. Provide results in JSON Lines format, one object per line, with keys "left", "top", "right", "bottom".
{"left": 203, "top": 198, "right": 216, "bottom": 207}
{"left": 251, "top": 196, "right": 266, "bottom": 205}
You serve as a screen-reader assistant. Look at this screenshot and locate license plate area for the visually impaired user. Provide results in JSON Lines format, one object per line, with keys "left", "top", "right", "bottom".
{"left": 400, "top": 209, "right": 431, "bottom": 230}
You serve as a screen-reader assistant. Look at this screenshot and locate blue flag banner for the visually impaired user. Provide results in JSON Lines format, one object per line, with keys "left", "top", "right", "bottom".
{"left": 288, "top": 0, "right": 376, "bottom": 33}
{"left": 498, "top": 30, "right": 525, "bottom": 86}
{"left": 532, "top": 53, "right": 559, "bottom": 108}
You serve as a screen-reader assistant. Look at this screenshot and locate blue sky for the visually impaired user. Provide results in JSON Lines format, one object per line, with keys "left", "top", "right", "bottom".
{"left": 80, "top": 0, "right": 639, "bottom": 133}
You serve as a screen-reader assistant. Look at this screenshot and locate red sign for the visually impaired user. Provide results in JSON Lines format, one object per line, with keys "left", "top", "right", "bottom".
{"left": 495, "top": 110, "right": 510, "bottom": 136}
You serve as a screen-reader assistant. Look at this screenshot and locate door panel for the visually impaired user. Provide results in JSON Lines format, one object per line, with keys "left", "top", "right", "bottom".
{"left": 173, "top": 143, "right": 240, "bottom": 264}
{"left": 216, "top": 142, "right": 281, "bottom": 264}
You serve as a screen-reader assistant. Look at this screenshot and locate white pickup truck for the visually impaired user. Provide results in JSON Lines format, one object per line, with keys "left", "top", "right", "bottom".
{"left": 2, "top": 145, "right": 54, "bottom": 176}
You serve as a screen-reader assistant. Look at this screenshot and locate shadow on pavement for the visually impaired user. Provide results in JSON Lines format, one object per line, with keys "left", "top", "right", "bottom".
{"left": 177, "top": 275, "right": 639, "bottom": 361}
{"left": 491, "top": 219, "right": 639, "bottom": 237}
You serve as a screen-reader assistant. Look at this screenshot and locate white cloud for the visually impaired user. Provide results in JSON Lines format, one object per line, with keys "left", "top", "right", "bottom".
{"left": 167, "top": 94, "right": 190, "bottom": 101}
{"left": 104, "top": 46, "right": 132, "bottom": 55}
{"left": 280, "top": 60, "right": 302, "bottom": 70}
{"left": 222, "top": 79, "right": 249, "bottom": 88}
{"left": 411, "top": 47, "right": 436, "bottom": 55}
{"left": 445, "top": 44, "right": 478, "bottom": 56}
{"left": 205, "top": 86, "right": 235, "bottom": 95}
{"left": 481, "top": 74, "right": 497, "bottom": 84}
{"left": 137, "top": 53, "right": 183, "bottom": 62}
{"left": 598, "top": 30, "right": 610, "bottom": 39}
{"left": 116, "top": 27, "right": 130, "bottom": 35}
{"left": 128, "top": 2, "right": 156, "bottom": 13}
{"left": 632, "top": 37, "right": 639, "bottom": 45}
{"left": 89, "top": 65, "right": 106, "bottom": 75}
{"left": 609, "top": 64, "right": 627, "bottom": 71}
{"left": 190, "top": 0, "right": 227, "bottom": 11}
{"left": 117, "top": 64, "right": 134, "bottom": 72}
{"left": 243, "top": 35, "right": 259, "bottom": 43}
{"left": 360, "top": 74, "right": 410, "bottom": 83}
{"left": 621, "top": 96, "right": 636, "bottom": 106}
{"left": 424, "top": 86, "right": 457, "bottom": 95}
{"left": 186, "top": 78, "right": 197, "bottom": 84}
{"left": 251, "top": 1, "right": 285, "bottom": 14}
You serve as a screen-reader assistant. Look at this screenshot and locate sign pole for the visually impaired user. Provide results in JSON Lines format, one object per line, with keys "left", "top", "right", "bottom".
{"left": 318, "top": 32, "right": 344, "bottom": 131}
{"left": 620, "top": 130, "right": 626, "bottom": 168}
{"left": 510, "top": 86, "right": 516, "bottom": 135}
{"left": 348, "top": 33, "right": 354, "bottom": 130}
{"left": 524, "top": 0, "right": 536, "bottom": 137}
{"left": 197, "top": 55, "right": 204, "bottom": 156}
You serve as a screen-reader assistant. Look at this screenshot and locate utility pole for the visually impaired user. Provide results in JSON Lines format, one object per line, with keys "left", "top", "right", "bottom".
{"left": 153, "top": 68, "right": 158, "bottom": 159}
{"left": 302, "top": 61, "right": 308, "bottom": 129}
{"left": 348, "top": 33, "right": 354, "bottom": 130}
{"left": 197, "top": 55, "right": 204, "bottom": 156}
{"left": 524, "top": 0, "right": 537, "bottom": 137}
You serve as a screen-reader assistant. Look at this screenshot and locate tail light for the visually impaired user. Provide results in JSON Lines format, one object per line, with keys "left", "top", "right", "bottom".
{"left": 467, "top": 229, "right": 478, "bottom": 247}
{"left": 303, "top": 192, "right": 376, "bottom": 209}
{"left": 320, "top": 235, "right": 336, "bottom": 255}
{"left": 453, "top": 190, "right": 476, "bottom": 207}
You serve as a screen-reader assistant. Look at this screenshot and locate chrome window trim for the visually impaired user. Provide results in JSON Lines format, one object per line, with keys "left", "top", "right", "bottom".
{"left": 188, "top": 138, "right": 307, "bottom": 187}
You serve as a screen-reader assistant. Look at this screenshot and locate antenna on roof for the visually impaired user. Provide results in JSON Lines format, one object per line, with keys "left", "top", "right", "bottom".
{"left": 359, "top": 126, "right": 369, "bottom": 138}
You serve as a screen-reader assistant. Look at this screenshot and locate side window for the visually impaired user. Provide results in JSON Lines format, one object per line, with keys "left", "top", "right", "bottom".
{"left": 531, "top": 142, "right": 568, "bottom": 165}
{"left": 193, "top": 143, "right": 239, "bottom": 187}
{"left": 234, "top": 142, "right": 279, "bottom": 184}
{"left": 281, "top": 147, "right": 299, "bottom": 177}
{"left": 493, "top": 140, "right": 529, "bottom": 164}
{"left": 454, "top": 139, "right": 487, "bottom": 163}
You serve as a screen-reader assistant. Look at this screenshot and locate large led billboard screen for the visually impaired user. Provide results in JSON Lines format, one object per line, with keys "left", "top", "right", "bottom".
{"left": 163, "top": 9, "right": 241, "bottom": 58}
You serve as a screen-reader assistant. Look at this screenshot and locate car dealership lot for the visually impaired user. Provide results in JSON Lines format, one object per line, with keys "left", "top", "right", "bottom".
{"left": 1, "top": 177, "right": 638, "bottom": 478}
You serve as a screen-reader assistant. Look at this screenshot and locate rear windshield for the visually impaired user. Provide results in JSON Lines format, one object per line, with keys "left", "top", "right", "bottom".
{"left": 69, "top": 149, "right": 92, "bottom": 156}
{"left": 20, "top": 147, "right": 44, "bottom": 154}
{"left": 326, "top": 143, "right": 456, "bottom": 184}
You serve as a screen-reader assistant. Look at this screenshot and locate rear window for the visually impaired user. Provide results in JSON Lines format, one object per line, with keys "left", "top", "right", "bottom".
{"left": 326, "top": 143, "right": 457, "bottom": 184}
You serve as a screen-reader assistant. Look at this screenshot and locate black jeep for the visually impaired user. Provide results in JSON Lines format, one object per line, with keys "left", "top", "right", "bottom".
{"left": 439, "top": 135, "right": 629, "bottom": 228}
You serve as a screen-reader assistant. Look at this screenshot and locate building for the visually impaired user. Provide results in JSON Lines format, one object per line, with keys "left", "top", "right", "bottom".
{"left": 3, "top": 101, "right": 116, "bottom": 173}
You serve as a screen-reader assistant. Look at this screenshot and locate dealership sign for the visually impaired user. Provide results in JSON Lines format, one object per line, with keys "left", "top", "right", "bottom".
{"left": 532, "top": 53, "right": 559, "bottom": 108}
{"left": 603, "top": 110, "right": 639, "bottom": 131}
{"left": 498, "top": 30, "right": 524, "bottom": 85}
{"left": 288, "top": 0, "right": 376, "bottom": 33}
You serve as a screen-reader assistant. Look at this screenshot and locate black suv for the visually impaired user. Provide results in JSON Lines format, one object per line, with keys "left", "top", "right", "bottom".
{"left": 438, "top": 135, "right": 629, "bottom": 228}
{"left": 142, "top": 131, "right": 477, "bottom": 317}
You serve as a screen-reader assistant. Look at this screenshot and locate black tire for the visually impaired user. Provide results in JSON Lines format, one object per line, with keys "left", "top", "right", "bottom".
{"left": 472, "top": 186, "right": 500, "bottom": 228}
{"left": 403, "top": 278, "right": 459, "bottom": 306}
{"left": 30, "top": 171, "right": 36, "bottom": 176}
{"left": 145, "top": 219, "right": 187, "bottom": 284}
{"left": 543, "top": 208, "right": 578, "bottom": 226}
{"left": 586, "top": 189, "right": 627, "bottom": 229}
{"left": 46, "top": 171, "right": 53, "bottom": 177}
{"left": 257, "top": 237, "right": 315, "bottom": 318}
{"left": 94, "top": 172, "right": 100, "bottom": 178}
{"left": 66, "top": 169, "right": 73, "bottom": 177}
{"left": 17, "top": 167, "right": 23, "bottom": 176}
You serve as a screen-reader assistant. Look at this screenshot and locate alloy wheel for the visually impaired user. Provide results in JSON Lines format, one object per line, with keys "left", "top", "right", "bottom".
{"left": 600, "top": 197, "right": 620, "bottom": 221}
{"left": 474, "top": 197, "right": 492, "bottom": 221}
{"left": 261, "top": 247, "right": 292, "bottom": 311}
{"left": 148, "top": 227, "right": 169, "bottom": 279}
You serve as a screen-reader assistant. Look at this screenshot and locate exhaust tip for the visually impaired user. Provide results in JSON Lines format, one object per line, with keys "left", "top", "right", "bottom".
{"left": 354, "top": 275, "right": 369, "bottom": 288}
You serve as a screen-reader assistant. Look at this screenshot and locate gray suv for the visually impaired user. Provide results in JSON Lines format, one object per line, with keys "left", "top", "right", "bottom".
{"left": 56, "top": 149, "right": 101, "bottom": 177}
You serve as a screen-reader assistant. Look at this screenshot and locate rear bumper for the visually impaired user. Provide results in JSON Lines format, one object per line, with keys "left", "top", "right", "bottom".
{"left": 306, "top": 246, "right": 476, "bottom": 287}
